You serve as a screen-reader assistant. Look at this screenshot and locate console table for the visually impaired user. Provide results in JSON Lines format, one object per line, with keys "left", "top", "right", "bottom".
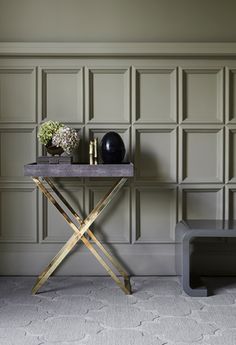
{"left": 24, "top": 163, "right": 134, "bottom": 295}
{"left": 176, "top": 220, "right": 236, "bottom": 297}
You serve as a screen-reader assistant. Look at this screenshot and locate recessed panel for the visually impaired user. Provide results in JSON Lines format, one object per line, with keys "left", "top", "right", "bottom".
{"left": 42, "top": 68, "right": 83, "bottom": 122}
{"left": 135, "top": 128, "right": 177, "bottom": 182}
{"left": 88, "top": 186, "right": 130, "bottom": 243}
{"left": 181, "top": 128, "right": 223, "bottom": 183}
{"left": 88, "top": 127, "right": 130, "bottom": 163}
{"left": 227, "top": 188, "right": 236, "bottom": 220}
{"left": 181, "top": 68, "right": 223, "bottom": 123}
{"left": 43, "top": 188, "right": 84, "bottom": 242}
{"left": 182, "top": 188, "right": 223, "bottom": 220}
{"left": 135, "top": 188, "right": 176, "bottom": 243}
{"left": 88, "top": 69, "right": 130, "bottom": 123}
{"left": 0, "top": 129, "right": 36, "bottom": 182}
{"left": 0, "top": 188, "right": 37, "bottom": 242}
{"left": 228, "top": 69, "right": 236, "bottom": 123}
{"left": 227, "top": 128, "right": 236, "bottom": 182}
{"left": 0, "top": 68, "right": 36, "bottom": 122}
{"left": 135, "top": 68, "right": 176, "bottom": 123}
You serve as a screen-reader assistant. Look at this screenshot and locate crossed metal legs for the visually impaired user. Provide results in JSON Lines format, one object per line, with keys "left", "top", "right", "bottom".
{"left": 31, "top": 176, "right": 132, "bottom": 295}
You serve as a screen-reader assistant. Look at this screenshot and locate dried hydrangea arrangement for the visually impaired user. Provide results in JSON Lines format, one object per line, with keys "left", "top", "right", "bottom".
{"left": 38, "top": 120, "right": 63, "bottom": 146}
{"left": 38, "top": 120, "right": 79, "bottom": 155}
{"left": 52, "top": 126, "right": 80, "bottom": 154}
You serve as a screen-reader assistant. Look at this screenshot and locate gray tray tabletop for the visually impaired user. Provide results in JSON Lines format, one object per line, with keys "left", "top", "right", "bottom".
{"left": 24, "top": 162, "right": 134, "bottom": 177}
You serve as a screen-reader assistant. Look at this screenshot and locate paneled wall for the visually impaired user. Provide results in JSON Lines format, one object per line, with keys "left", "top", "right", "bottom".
{"left": 0, "top": 46, "right": 236, "bottom": 275}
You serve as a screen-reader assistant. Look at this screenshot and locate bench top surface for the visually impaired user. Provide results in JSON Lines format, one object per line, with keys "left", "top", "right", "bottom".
{"left": 180, "top": 220, "right": 236, "bottom": 230}
{"left": 176, "top": 220, "right": 236, "bottom": 242}
{"left": 24, "top": 162, "right": 134, "bottom": 177}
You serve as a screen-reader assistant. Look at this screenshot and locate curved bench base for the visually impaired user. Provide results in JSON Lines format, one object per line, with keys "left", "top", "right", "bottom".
{"left": 176, "top": 220, "right": 236, "bottom": 297}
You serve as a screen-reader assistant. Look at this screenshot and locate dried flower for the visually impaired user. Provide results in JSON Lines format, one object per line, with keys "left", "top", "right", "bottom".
{"left": 52, "top": 126, "right": 80, "bottom": 154}
{"left": 38, "top": 121, "right": 64, "bottom": 145}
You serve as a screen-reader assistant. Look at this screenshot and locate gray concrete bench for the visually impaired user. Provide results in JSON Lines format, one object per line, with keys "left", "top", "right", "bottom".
{"left": 175, "top": 220, "right": 236, "bottom": 297}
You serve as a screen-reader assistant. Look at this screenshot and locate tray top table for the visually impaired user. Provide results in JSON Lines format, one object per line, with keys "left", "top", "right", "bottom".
{"left": 24, "top": 163, "right": 134, "bottom": 295}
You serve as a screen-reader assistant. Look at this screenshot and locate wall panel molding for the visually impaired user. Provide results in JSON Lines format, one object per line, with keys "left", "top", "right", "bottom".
{"left": 179, "top": 126, "right": 224, "bottom": 184}
{"left": 1, "top": 42, "right": 236, "bottom": 57}
{"left": 226, "top": 68, "right": 236, "bottom": 124}
{"left": 87, "top": 185, "right": 131, "bottom": 243}
{"left": 179, "top": 67, "right": 224, "bottom": 124}
{"left": 40, "top": 186, "right": 84, "bottom": 243}
{"left": 179, "top": 185, "right": 224, "bottom": 221}
{"left": 134, "top": 186, "right": 177, "bottom": 243}
{"left": 0, "top": 43, "right": 236, "bottom": 274}
{"left": 39, "top": 67, "right": 84, "bottom": 123}
{"left": 86, "top": 125, "right": 131, "bottom": 165}
{"left": 134, "top": 126, "right": 177, "bottom": 182}
{"left": 0, "top": 127, "right": 36, "bottom": 183}
{"left": 0, "top": 67, "right": 36, "bottom": 123}
{"left": 86, "top": 67, "right": 130, "bottom": 124}
{"left": 0, "top": 186, "right": 37, "bottom": 243}
{"left": 133, "top": 67, "right": 177, "bottom": 124}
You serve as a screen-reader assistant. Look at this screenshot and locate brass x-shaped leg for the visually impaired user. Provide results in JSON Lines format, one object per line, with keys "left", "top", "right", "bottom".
{"left": 31, "top": 176, "right": 132, "bottom": 295}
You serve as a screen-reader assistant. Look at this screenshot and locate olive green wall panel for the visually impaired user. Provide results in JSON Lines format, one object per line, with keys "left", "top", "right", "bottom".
{"left": 41, "top": 187, "right": 84, "bottom": 243}
{"left": 226, "top": 186, "right": 236, "bottom": 220}
{"left": 179, "top": 68, "right": 223, "bottom": 124}
{"left": 226, "top": 68, "right": 236, "bottom": 124}
{"left": 87, "top": 68, "right": 130, "bottom": 123}
{"left": 180, "top": 127, "right": 224, "bottom": 183}
{"left": 226, "top": 127, "right": 236, "bottom": 183}
{"left": 134, "top": 187, "right": 177, "bottom": 243}
{"left": 40, "top": 68, "right": 83, "bottom": 123}
{"left": 180, "top": 186, "right": 224, "bottom": 220}
{"left": 134, "top": 68, "right": 177, "bottom": 123}
{"left": 0, "top": 50, "right": 236, "bottom": 274}
{"left": 88, "top": 186, "right": 131, "bottom": 243}
{"left": 0, "top": 68, "right": 36, "bottom": 123}
{"left": 0, "top": 187, "right": 37, "bottom": 242}
{"left": 135, "top": 127, "right": 177, "bottom": 182}
{"left": 87, "top": 125, "right": 130, "bottom": 164}
{"left": 0, "top": 128, "right": 36, "bottom": 183}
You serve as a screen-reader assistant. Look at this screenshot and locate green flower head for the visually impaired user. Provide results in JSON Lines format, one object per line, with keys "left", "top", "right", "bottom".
{"left": 38, "top": 120, "right": 64, "bottom": 145}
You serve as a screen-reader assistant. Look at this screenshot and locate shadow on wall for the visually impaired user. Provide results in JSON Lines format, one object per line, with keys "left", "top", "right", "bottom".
{"left": 136, "top": 150, "right": 163, "bottom": 179}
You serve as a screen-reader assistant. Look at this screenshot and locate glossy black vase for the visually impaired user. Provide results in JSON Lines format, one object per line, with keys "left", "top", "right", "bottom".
{"left": 101, "top": 132, "right": 126, "bottom": 164}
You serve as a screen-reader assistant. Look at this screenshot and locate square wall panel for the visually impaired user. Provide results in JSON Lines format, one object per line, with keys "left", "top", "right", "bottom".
{"left": 135, "top": 128, "right": 177, "bottom": 182}
{"left": 0, "top": 188, "right": 37, "bottom": 242}
{"left": 226, "top": 127, "right": 236, "bottom": 182}
{"left": 135, "top": 68, "right": 177, "bottom": 123}
{"left": 226, "top": 69, "right": 236, "bottom": 123}
{"left": 88, "top": 126, "right": 130, "bottom": 163}
{"left": 88, "top": 68, "right": 130, "bottom": 123}
{"left": 0, "top": 68, "right": 36, "bottom": 123}
{"left": 0, "top": 129, "right": 36, "bottom": 182}
{"left": 135, "top": 187, "right": 177, "bottom": 243}
{"left": 41, "top": 68, "right": 83, "bottom": 123}
{"left": 42, "top": 187, "right": 84, "bottom": 242}
{"left": 88, "top": 186, "right": 130, "bottom": 243}
{"left": 180, "top": 187, "right": 223, "bottom": 220}
{"left": 180, "top": 68, "right": 223, "bottom": 123}
{"left": 226, "top": 187, "right": 236, "bottom": 220}
{"left": 180, "top": 128, "right": 223, "bottom": 183}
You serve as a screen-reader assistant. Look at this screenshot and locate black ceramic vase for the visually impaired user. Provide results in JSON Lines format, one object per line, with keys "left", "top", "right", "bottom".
{"left": 101, "top": 132, "right": 126, "bottom": 164}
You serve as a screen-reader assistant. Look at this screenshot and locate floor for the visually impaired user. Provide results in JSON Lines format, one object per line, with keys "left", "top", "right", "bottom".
{"left": 0, "top": 277, "right": 236, "bottom": 345}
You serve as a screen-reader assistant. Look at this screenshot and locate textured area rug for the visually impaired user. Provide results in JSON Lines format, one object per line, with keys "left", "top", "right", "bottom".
{"left": 0, "top": 276, "right": 236, "bottom": 344}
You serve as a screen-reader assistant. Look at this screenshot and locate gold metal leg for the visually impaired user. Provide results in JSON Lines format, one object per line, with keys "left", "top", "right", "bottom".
{"left": 32, "top": 177, "right": 131, "bottom": 295}
{"left": 45, "top": 177, "right": 130, "bottom": 280}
